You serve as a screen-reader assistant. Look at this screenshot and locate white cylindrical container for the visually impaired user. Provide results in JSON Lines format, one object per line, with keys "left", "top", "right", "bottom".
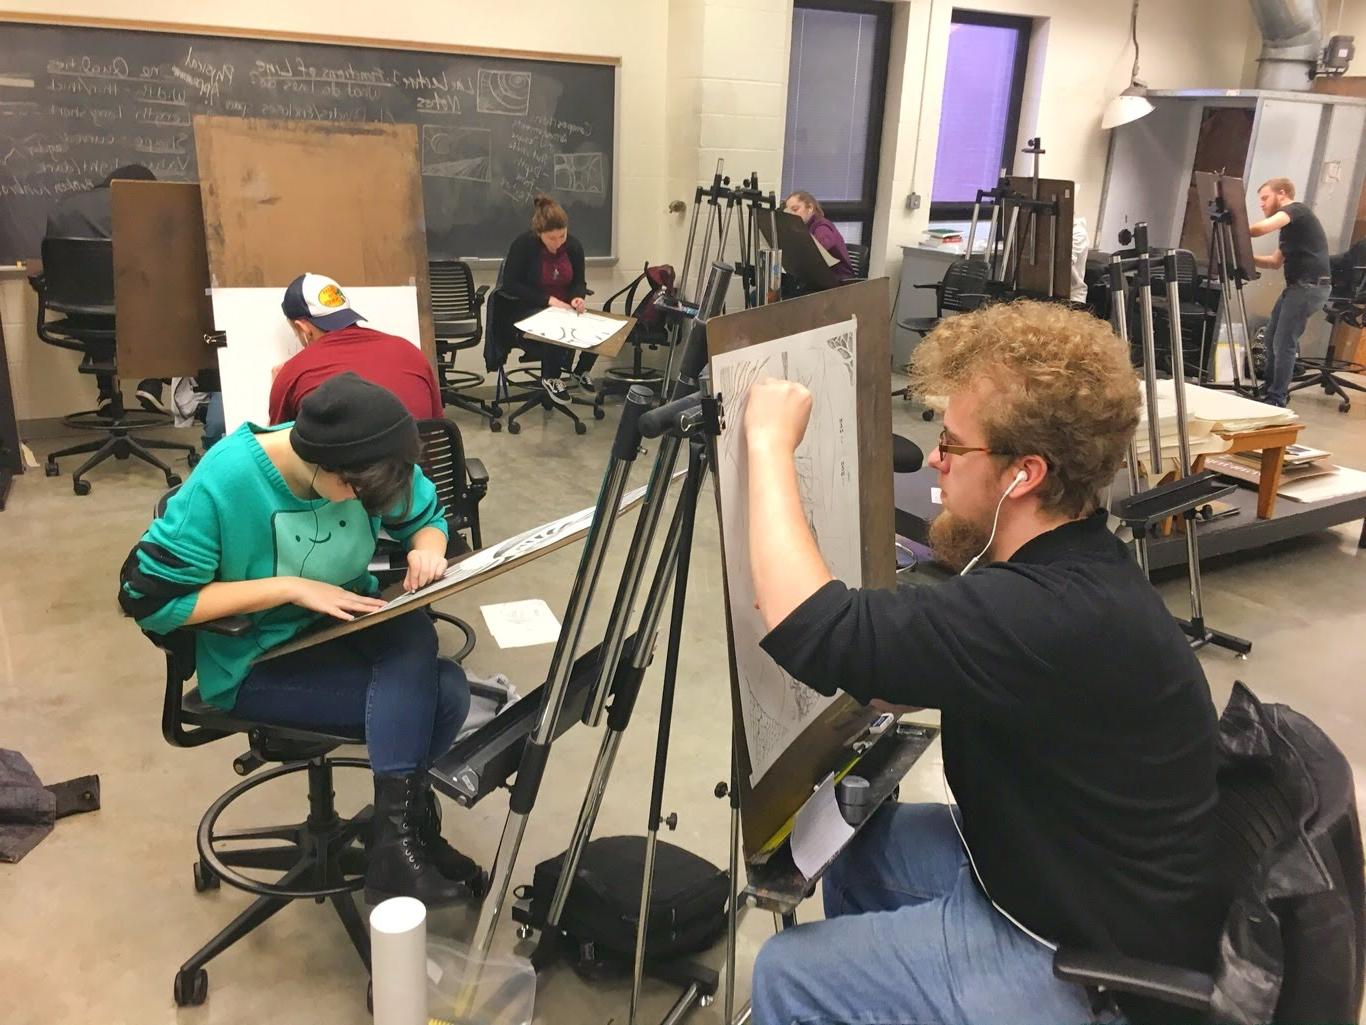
{"left": 370, "top": 896, "right": 428, "bottom": 1025}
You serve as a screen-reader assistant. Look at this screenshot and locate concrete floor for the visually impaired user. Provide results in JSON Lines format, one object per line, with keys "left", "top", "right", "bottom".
{"left": 1, "top": 366, "right": 1363, "bottom": 1025}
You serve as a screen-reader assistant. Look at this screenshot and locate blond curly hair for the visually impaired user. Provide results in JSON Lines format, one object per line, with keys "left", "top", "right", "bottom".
{"left": 909, "top": 300, "right": 1140, "bottom": 517}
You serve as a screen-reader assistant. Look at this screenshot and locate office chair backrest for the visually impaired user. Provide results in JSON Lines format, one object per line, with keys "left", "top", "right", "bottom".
{"left": 846, "top": 243, "right": 870, "bottom": 280}
{"left": 40, "top": 237, "right": 116, "bottom": 316}
{"left": 416, "top": 418, "right": 475, "bottom": 536}
{"left": 429, "top": 260, "right": 481, "bottom": 337}
{"left": 940, "top": 257, "right": 990, "bottom": 314}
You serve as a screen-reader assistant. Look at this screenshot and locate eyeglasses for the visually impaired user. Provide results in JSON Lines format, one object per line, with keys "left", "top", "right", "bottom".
{"left": 936, "top": 428, "right": 1010, "bottom": 461}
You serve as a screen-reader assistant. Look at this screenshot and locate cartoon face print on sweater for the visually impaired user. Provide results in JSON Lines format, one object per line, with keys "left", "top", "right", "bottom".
{"left": 272, "top": 500, "right": 376, "bottom": 584}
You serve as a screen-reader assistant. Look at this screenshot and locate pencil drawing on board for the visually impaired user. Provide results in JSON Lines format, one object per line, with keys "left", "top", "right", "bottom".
{"left": 712, "top": 317, "right": 861, "bottom": 784}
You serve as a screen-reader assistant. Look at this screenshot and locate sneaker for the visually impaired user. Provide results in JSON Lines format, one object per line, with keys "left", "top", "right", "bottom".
{"left": 571, "top": 371, "right": 596, "bottom": 393}
{"left": 136, "top": 379, "right": 167, "bottom": 414}
{"left": 542, "top": 377, "right": 572, "bottom": 407}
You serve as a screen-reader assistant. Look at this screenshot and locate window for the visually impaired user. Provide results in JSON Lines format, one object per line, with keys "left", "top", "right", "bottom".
{"left": 930, "top": 10, "right": 1032, "bottom": 221}
{"left": 782, "top": 0, "right": 892, "bottom": 247}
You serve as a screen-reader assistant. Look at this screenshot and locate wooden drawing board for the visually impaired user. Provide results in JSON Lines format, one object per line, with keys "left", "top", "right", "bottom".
{"left": 706, "top": 277, "right": 894, "bottom": 859}
{"left": 519, "top": 310, "right": 636, "bottom": 360}
{"left": 193, "top": 115, "right": 436, "bottom": 360}
{"left": 112, "top": 181, "right": 215, "bottom": 379}
{"left": 258, "top": 479, "right": 656, "bottom": 661}
{"left": 758, "top": 210, "right": 841, "bottom": 292}
{"left": 1217, "top": 175, "right": 1261, "bottom": 281}
{"left": 1006, "top": 176, "right": 1074, "bottom": 300}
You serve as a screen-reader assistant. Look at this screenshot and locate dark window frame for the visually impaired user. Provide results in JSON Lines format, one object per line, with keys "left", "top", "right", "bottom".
{"left": 787, "top": 0, "right": 893, "bottom": 247}
{"left": 929, "top": 9, "right": 1032, "bottom": 222}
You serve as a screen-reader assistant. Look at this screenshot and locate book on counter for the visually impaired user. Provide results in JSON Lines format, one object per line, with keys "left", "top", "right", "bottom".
{"left": 1206, "top": 454, "right": 1336, "bottom": 487}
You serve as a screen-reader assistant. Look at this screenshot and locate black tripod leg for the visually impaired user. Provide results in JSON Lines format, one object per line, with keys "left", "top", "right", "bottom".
{"left": 629, "top": 439, "right": 708, "bottom": 1025}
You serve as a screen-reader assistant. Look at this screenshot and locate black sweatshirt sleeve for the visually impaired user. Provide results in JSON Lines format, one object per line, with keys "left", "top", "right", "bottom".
{"left": 567, "top": 236, "right": 588, "bottom": 299}
{"left": 759, "top": 572, "right": 1091, "bottom": 721}
{"left": 501, "top": 233, "right": 546, "bottom": 306}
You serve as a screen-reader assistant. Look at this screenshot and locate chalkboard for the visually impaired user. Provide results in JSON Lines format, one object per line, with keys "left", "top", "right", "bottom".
{"left": 0, "top": 19, "right": 616, "bottom": 263}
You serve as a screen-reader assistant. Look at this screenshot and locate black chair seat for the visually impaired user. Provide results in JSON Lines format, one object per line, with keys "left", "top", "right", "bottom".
{"left": 437, "top": 319, "right": 479, "bottom": 338}
{"left": 898, "top": 316, "right": 939, "bottom": 335}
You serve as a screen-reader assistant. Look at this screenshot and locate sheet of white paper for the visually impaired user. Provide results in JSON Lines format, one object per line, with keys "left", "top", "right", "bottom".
{"left": 480, "top": 599, "right": 563, "bottom": 648}
{"left": 712, "top": 317, "right": 860, "bottom": 785}
{"left": 1278, "top": 464, "right": 1366, "bottom": 503}
{"left": 514, "top": 307, "right": 622, "bottom": 349}
{"left": 790, "top": 773, "right": 854, "bottom": 880}
{"left": 213, "top": 285, "right": 422, "bottom": 432}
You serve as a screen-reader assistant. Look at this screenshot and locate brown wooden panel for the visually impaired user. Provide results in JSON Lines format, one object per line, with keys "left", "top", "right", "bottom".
{"left": 112, "top": 181, "right": 215, "bottom": 380}
{"left": 194, "top": 115, "right": 434, "bottom": 361}
{"left": 1006, "top": 176, "right": 1073, "bottom": 299}
{"left": 705, "top": 278, "right": 894, "bottom": 858}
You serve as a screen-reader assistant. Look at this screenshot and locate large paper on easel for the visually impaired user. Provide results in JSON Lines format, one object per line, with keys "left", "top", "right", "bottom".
{"left": 213, "top": 286, "right": 422, "bottom": 431}
{"left": 713, "top": 318, "right": 863, "bottom": 786}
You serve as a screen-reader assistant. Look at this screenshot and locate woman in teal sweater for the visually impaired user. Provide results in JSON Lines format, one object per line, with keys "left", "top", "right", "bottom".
{"left": 120, "top": 373, "right": 477, "bottom": 907}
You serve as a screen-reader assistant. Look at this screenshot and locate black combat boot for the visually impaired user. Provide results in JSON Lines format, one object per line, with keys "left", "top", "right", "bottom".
{"left": 364, "top": 773, "right": 468, "bottom": 907}
{"left": 417, "top": 787, "right": 484, "bottom": 889}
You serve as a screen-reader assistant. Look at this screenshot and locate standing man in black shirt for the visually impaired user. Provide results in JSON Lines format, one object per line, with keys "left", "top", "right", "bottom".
{"left": 1249, "top": 177, "right": 1332, "bottom": 407}
{"left": 744, "top": 301, "right": 1223, "bottom": 1024}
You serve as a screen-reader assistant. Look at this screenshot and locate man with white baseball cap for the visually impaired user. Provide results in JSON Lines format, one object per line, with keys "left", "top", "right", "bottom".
{"left": 269, "top": 273, "right": 444, "bottom": 425}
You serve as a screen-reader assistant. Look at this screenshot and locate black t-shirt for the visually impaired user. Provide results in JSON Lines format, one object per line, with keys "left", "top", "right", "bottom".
{"left": 1279, "top": 202, "right": 1330, "bottom": 286}
{"left": 761, "top": 511, "right": 1224, "bottom": 977}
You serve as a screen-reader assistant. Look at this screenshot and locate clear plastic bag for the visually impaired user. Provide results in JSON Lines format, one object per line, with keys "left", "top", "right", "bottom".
{"left": 426, "top": 939, "right": 536, "bottom": 1025}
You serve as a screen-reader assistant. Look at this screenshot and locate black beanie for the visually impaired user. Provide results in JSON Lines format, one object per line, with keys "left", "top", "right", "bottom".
{"left": 288, "top": 373, "right": 418, "bottom": 469}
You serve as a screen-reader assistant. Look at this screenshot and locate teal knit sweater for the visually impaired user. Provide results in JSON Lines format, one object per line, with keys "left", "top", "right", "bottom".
{"left": 120, "top": 423, "right": 447, "bottom": 708}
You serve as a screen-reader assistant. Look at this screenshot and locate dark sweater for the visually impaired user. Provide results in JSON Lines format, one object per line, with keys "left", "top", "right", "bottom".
{"left": 501, "top": 231, "right": 588, "bottom": 313}
{"left": 760, "top": 511, "right": 1223, "bottom": 977}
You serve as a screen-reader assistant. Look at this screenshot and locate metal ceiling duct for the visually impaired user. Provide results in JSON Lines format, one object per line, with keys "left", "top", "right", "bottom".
{"left": 1249, "top": 0, "right": 1323, "bottom": 90}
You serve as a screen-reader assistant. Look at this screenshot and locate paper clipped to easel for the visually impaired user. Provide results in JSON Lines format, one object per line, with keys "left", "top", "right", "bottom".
{"left": 712, "top": 316, "right": 862, "bottom": 786}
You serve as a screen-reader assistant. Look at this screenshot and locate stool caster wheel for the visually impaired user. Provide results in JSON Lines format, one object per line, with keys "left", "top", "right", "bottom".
{"left": 1340, "top": 400, "right": 1351, "bottom": 414}
{"left": 508, "top": 421, "right": 521, "bottom": 435}
{"left": 921, "top": 409, "right": 934, "bottom": 421}
{"left": 574, "top": 422, "right": 587, "bottom": 435}
{"left": 187, "top": 451, "right": 201, "bottom": 468}
{"left": 593, "top": 406, "right": 605, "bottom": 421}
{"left": 193, "top": 860, "right": 220, "bottom": 892}
{"left": 166, "top": 474, "right": 182, "bottom": 488}
{"left": 173, "top": 967, "right": 208, "bottom": 1007}
{"left": 45, "top": 461, "right": 59, "bottom": 477}
{"left": 490, "top": 419, "right": 503, "bottom": 432}
{"left": 73, "top": 479, "right": 91, "bottom": 496}
{"left": 517, "top": 924, "right": 534, "bottom": 941}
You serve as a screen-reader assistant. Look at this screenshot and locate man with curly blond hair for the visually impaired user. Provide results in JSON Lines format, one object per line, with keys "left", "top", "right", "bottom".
{"left": 744, "top": 301, "right": 1222, "bottom": 1024}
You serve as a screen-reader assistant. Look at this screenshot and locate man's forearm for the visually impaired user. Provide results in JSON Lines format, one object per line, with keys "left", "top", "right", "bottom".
{"left": 747, "top": 439, "right": 833, "bottom": 630}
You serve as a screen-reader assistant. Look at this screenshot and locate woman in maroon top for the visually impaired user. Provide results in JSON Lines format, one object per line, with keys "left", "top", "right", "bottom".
{"left": 499, "top": 194, "right": 593, "bottom": 407}
{"left": 784, "top": 190, "right": 855, "bottom": 282}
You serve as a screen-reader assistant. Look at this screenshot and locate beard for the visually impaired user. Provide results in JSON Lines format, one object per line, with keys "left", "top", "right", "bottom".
{"left": 928, "top": 509, "right": 993, "bottom": 573}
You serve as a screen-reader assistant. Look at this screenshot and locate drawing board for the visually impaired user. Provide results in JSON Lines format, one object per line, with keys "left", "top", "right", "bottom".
{"left": 706, "top": 278, "right": 894, "bottom": 858}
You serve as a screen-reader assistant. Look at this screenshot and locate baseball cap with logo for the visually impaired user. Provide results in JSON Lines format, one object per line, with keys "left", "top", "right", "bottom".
{"left": 281, "top": 273, "right": 365, "bottom": 332}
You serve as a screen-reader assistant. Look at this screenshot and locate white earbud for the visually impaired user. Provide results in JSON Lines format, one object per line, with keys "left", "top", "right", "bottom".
{"left": 960, "top": 469, "right": 1029, "bottom": 575}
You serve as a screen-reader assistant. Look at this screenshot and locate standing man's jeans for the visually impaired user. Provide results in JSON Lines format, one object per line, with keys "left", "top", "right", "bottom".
{"left": 1263, "top": 282, "right": 1330, "bottom": 407}
{"left": 751, "top": 803, "right": 1120, "bottom": 1025}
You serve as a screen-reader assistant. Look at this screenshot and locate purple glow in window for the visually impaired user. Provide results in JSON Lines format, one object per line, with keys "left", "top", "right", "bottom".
{"left": 931, "top": 20, "right": 1024, "bottom": 206}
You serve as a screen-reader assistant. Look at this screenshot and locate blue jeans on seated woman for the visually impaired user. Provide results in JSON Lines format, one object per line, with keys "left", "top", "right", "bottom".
{"left": 750, "top": 803, "right": 1123, "bottom": 1025}
{"left": 232, "top": 610, "right": 469, "bottom": 775}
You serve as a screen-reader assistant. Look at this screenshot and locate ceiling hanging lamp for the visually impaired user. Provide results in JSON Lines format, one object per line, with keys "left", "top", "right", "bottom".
{"left": 1102, "top": 0, "right": 1156, "bottom": 130}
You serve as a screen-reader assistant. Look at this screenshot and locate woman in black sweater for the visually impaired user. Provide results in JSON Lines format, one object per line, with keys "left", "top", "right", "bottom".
{"left": 500, "top": 194, "right": 594, "bottom": 407}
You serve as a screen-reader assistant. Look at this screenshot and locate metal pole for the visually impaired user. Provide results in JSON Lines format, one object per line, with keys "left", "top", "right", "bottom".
{"left": 1164, "top": 252, "right": 1209, "bottom": 628}
{"left": 678, "top": 189, "right": 703, "bottom": 307}
{"left": 461, "top": 386, "right": 654, "bottom": 991}
{"left": 1109, "top": 256, "right": 1148, "bottom": 575}
{"left": 723, "top": 740, "right": 742, "bottom": 1025}
{"left": 630, "top": 439, "right": 708, "bottom": 1025}
{"left": 1133, "top": 224, "right": 1164, "bottom": 484}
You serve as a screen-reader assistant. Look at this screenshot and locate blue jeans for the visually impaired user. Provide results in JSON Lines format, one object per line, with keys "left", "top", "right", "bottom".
{"left": 751, "top": 803, "right": 1118, "bottom": 1025}
{"left": 1263, "top": 282, "right": 1330, "bottom": 407}
{"left": 202, "top": 392, "right": 225, "bottom": 450}
{"left": 232, "top": 611, "right": 469, "bottom": 775}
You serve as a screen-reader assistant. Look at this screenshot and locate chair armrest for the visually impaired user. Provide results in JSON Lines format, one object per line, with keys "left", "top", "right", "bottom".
{"left": 475, "top": 284, "right": 490, "bottom": 299}
{"left": 188, "top": 615, "right": 254, "bottom": 638}
{"left": 1052, "top": 947, "right": 1214, "bottom": 1012}
{"left": 912, "top": 282, "right": 941, "bottom": 290}
{"left": 465, "top": 457, "right": 489, "bottom": 487}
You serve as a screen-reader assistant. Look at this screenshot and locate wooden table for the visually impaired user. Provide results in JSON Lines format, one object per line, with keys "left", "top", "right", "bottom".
{"left": 1194, "top": 422, "right": 1306, "bottom": 519}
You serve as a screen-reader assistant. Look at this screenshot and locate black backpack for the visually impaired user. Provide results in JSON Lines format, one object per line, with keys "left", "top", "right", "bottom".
{"left": 523, "top": 835, "right": 728, "bottom": 962}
